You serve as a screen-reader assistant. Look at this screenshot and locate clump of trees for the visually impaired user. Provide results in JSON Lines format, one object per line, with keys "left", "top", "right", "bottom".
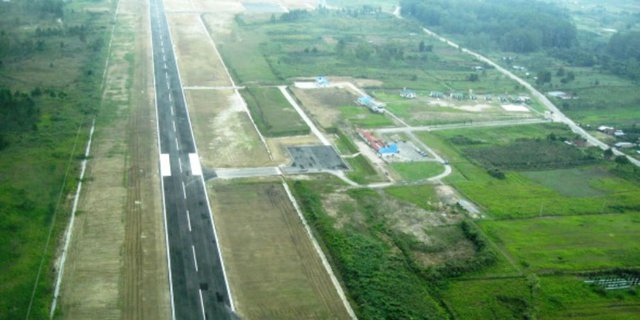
{"left": 401, "top": 0, "right": 577, "bottom": 53}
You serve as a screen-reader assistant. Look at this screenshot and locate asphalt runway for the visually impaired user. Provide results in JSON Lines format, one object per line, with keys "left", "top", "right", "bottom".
{"left": 149, "top": 0, "right": 235, "bottom": 318}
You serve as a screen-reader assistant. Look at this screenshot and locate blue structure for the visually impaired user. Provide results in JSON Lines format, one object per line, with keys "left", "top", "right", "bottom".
{"left": 378, "top": 143, "right": 398, "bottom": 155}
{"left": 315, "top": 76, "right": 329, "bottom": 87}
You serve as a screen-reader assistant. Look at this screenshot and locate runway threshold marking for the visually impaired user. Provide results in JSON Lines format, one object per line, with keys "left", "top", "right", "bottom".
{"left": 191, "top": 245, "right": 199, "bottom": 272}
{"left": 160, "top": 154, "right": 171, "bottom": 176}
{"left": 186, "top": 210, "right": 192, "bottom": 231}
{"left": 181, "top": 181, "right": 187, "bottom": 199}
{"left": 189, "top": 153, "right": 202, "bottom": 176}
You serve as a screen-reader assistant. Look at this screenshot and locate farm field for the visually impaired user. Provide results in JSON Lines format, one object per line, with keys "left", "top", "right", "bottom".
{"left": 207, "top": 181, "right": 350, "bottom": 319}
{"left": 443, "top": 275, "right": 640, "bottom": 320}
{"left": 240, "top": 87, "right": 310, "bottom": 137}
{"left": 184, "top": 89, "right": 273, "bottom": 168}
{"left": 479, "top": 213, "right": 640, "bottom": 271}
{"left": 417, "top": 125, "right": 640, "bottom": 219}
{"left": 373, "top": 89, "right": 540, "bottom": 126}
{"left": 166, "top": 14, "right": 231, "bottom": 87}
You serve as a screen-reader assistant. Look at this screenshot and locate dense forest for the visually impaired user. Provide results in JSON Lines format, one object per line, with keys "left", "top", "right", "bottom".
{"left": 401, "top": 0, "right": 640, "bottom": 81}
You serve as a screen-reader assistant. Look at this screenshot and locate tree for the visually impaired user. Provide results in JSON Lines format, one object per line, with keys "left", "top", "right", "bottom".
{"left": 418, "top": 40, "right": 425, "bottom": 52}
{"left": 536, "top": 70, "right": 552, "bottom": 85}
{"left": 603, "top": 148, "right": 614, "bottom": 159}
{"left": 615, "top": 155, "right": 630, "bottom": 165}
{"left": 355, "top": 42, "right": 372, "bottom": 60}
{"left": 335, "top": 39, "right": 346, "bottom": 55}
{"left": 467, "top": 73, "right": 479, "bottom": 82}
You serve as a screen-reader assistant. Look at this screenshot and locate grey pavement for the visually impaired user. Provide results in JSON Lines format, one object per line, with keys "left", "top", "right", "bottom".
{"left": 150, "top": 0, "right": 235, "bottom": 318}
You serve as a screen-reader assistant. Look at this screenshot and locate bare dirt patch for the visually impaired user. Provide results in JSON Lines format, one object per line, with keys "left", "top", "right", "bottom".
{"left": 166, "top": 14, "right": 231, "bottom": 87}
{"left": 266, "top": 134, "right": 320, "bottom": 165}
{"left": 185, "top": 89, "right": 272, "bottom": 168}
{"left": 209, "top": 182, "right": 351, "bottom": 319}
{"left": 290, "top": 87, "right": 356, "bottom": 128}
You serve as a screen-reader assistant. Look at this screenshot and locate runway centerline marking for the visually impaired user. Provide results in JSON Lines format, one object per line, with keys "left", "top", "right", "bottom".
{"left": 181, "top": 181, "right": 187, "bottom": 199}
{"left": 178, "top": 157, "right": 182, "bottom": 173}
{"left": 198, "top": 290, "right": 206, "bottom": 320}
{"left": 172, "top": 120, "right": 177, "bottom": 132}
{"left": 186, "top": 210, "right": 192, "bottom": 232}
{"left": 191, "top": 245, "right": 199, "bottom": 272}
{"left": 168, "top": 93, "right": 172, "bottom": 102}
{"left": 170, "top": 106, "right": 174, "bottom": 116}
{"left": 175, "top": 137, "right": 180, "bottom": 149}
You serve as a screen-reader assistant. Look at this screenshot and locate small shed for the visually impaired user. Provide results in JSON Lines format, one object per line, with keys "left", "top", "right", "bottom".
{"left": 400, "top": 88, "right": 416, "bottom": 99}
{"left": 315, "top": 76, "right": 329, "bottom": 87}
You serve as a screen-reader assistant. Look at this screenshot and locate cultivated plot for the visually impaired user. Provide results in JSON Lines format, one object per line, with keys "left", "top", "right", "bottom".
{"left": 184, "top": 89, "right": 272, "bottom": 168}
{"left": 208, "top": 182, "right": 351, "bottom": 319}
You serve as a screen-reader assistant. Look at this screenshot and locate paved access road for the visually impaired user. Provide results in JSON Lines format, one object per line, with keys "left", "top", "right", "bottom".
{"left": 149, "top": 0, "right": 235, "bottom": 318}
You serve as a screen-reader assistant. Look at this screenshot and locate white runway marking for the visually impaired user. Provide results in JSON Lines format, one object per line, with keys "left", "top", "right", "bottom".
{"left": 168, "top": 93, "right": 172, "bottom": 102}
{"left": 164, "top": 63, "right": 167, "bottom": 69}
{"left": 170, "top": 107, "right": 174, "bottom": 116}
{"left": 175, "top": 137, "right": 180, "bottom": 149}
{"left": 198, "top": 290, "right": 206, "bottom": 320}
{"left": 186, "top": 210, "right": 192, "bottom": 232}
{"left": 172, "top": 120, "right": 177, "bottom": 132}
{"left": 165, "top": 71, "right": 169, "bottom": 79}
{"left": 178, "top": 157, "right": 183, "bottom": 173}
{"left": 166, "top": 81, "right": 170, "bottom": 90}
{"left": 189, "top": 153, "right": 202, "bottom": 176}
{"left": 191, "top": 245, "right": 199, "bottom": 272}
{"left": 160, "top": 154, "right": 171, "bottom": 176}
{"left": 181, "top": 181, "right": 187, "bottom": 199}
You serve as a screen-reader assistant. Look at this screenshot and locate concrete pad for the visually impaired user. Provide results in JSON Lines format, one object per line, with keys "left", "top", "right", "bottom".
{"left": 501, "top": 104, "right": 530, "bottom": 112}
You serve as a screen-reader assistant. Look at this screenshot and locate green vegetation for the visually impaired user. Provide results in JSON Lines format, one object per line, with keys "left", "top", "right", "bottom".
{"left": 383, "top": 184, "right": 439, "bottom": 211}
{"left": 522, "top": 167, "right": 609, "bottom": 197}
{"left": 0, "top": 0, "right": 112, "bottom": 318}
{"left": 390, "top": 161, "right": 444, "bottom": 181}
{"left": 418, "top": 126, "right": 640, "bottom": 219}
{"left": 338, "top": 105, "right": 394, "bottom": 128}
{"left": 334, "top": 129, "right": 358, "bottom": 154}
{"left": 291, "top": 181, "right": 449, "bottom": 319}
{"left": 464, "top": 140, "right": 597, "bottom": 170}
{"left": 240, "top": 87, "right": 309, "bottom": 137}
{"left": 401, "top": 0, "right": 577, "bottom": 53}
{"left": 345, "top": 154, "right": 381, "bottom": 184}
{"left": 480, "top": 213, "right": 640, "bottom": 271}
{"left": 443, "top": 278, "right": 533, "bottom": 319}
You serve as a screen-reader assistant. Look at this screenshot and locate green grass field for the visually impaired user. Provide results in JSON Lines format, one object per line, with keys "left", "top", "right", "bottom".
{"left": 390, "top": 161, "right": 445, "bottom": 181}
{"left": 480, "top": 213, "right": 640, "bottom": 271}
{"left": 339, "top": 105, "right": 395, "bottom": 128}
{"left": 418, "top": 128, "right": 640, "bottom": 219}
{"left": 443, "top": 275, "right": 640, "bottom": 320}
{"left": 345, "top": 154, "right": 383, "bottom": 184}
{"left": 240, "top": 87, "right": 309, "bottom": 137}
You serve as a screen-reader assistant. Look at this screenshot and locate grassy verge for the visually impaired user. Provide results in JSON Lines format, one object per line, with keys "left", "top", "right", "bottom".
{"left": 345, "top": 155, "right": 382, "bottom": 184}
{"left": 240, "top": 86, "right": 310, "bottom": 137}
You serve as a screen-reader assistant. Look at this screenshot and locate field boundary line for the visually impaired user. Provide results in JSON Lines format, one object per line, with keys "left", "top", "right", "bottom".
{"left": 281, "top": 180, "right": 358, "bottom": 319}
{"left": 196, "top": 14, "right": 273, "bottom": 160}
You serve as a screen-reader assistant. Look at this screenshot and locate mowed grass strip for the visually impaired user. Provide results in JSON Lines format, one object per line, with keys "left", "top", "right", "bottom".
{"left": 390, "top": 161, "right": 445, "bottom": 182}
{"left": 241, "top": 87, "right": 310, "bottom": 137}
{"left": 479, "top": 213, "right": 640, "bottom": 271}
{"left": 208, "top": 182, "right": 350, "bottom": 319}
